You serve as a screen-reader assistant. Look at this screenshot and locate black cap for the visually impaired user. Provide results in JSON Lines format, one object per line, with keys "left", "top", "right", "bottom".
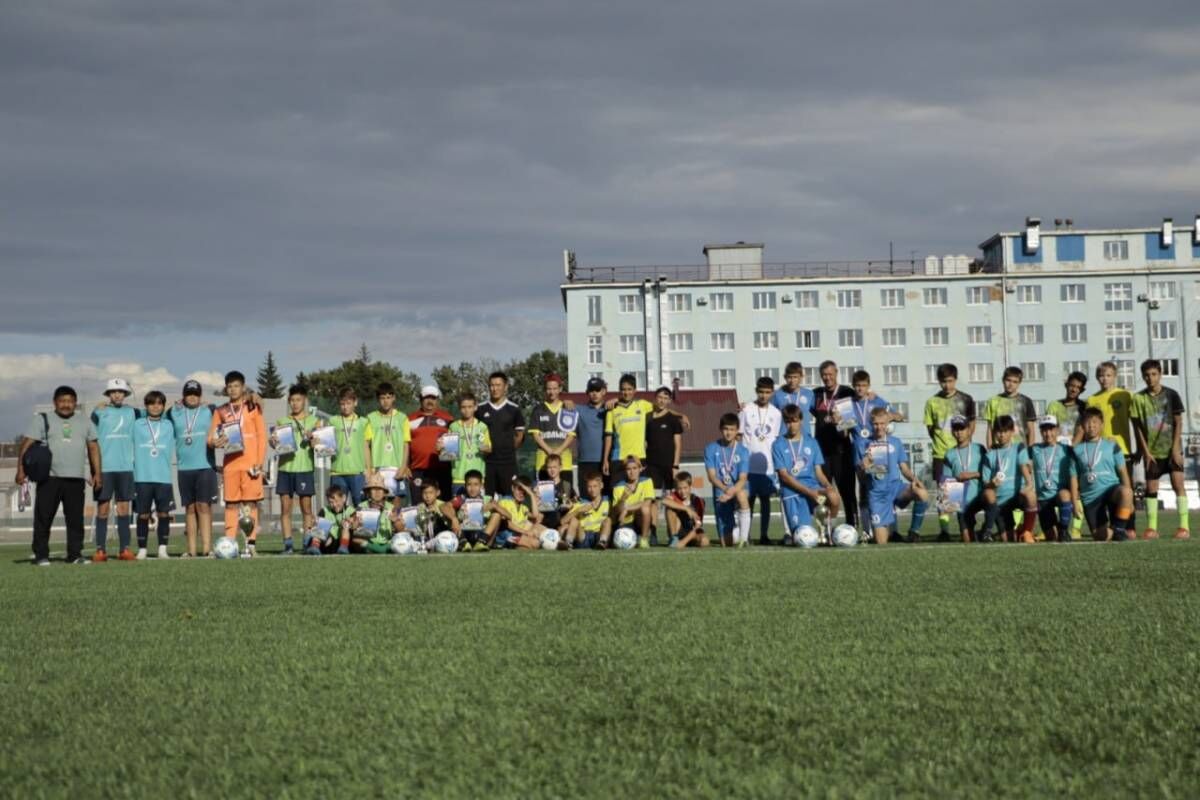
{"left": 182, "top": 380, "right": 203, "bottom": 396}
{"left": 586, "top": 377, "right": 606, "bottom": 391}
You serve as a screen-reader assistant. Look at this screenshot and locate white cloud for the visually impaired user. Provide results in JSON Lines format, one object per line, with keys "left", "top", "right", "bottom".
{"left": 0, "top": 353, "right": 179, "bottom": 401}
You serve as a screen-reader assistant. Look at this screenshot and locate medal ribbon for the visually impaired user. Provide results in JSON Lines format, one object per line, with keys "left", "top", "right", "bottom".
{"left": 718, "top": 443, "right": 736, "bottom": 480}
{"left": 1041, "top": 445, "right": 1057, "bottom": 483}
{"left": 147, "top": 419, "right": 162, "bottom": 453}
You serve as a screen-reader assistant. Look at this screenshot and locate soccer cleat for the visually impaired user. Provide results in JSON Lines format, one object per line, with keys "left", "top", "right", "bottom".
{"left": 244, "top": 543, "right": 257, "bottom": 558}
{"left": 735, "top": 540, "right": 747, "bottom": 549}
{"left": 637, "top": 538, "right": 650, "bottom": 549}
{"left": 936, "top": 532, "right": 951, "bottom": 543}
{"left": 667, "top": 535, "right": 680, "bottom": 548}
{"left": 92, "top": 549, "right": 108, "bottom": 563}
{"left": 977, "top": 531, "right": 994, "bottom": 544}
{"left": 1174, "top": 528, "right": 1190, "bottom": 540}
{"left": 336, "top": 545, "right": 349, "bottom": 555}
{"left": 906, "top": 532, "right": 921, "bottom": 544}
{"left": 282, "top": 537, "right": 294, "bottom": 555}
{"left": 135, "top": 548, "right": 148, "bottom": 561}
{"left": 180, "top": 552, "right": 194, "bottom": 559}
{"left": 1141, "top": 529, "right": 1159, "bottom": 540}
{"left": 758, "top": 536, "right": 771, "bottom": 547}
{"left": 596, "top": 538, "right": 609, "bottom": 550}
{"left": 65, "top": 557, "right": 90, "bottom": 565}
{"left": 782, "top": 534, "right": 793, "bottom": 547}
{"left": 473, "top": 541, "right": 490, "bottom": 552}
{"left": 1020, "top": 531, "right": 1036, "bottom": 544}
{"left": 118, "top": 549, "right": 136, "bottom": 561}
{"left": 157, "top": 545, "right": 170, "bottom": 559}
{"left": 33, "top": 558, "right": 51, "bottom": 566}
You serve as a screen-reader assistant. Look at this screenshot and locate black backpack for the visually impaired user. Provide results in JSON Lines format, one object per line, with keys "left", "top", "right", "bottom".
{"left": 22, "top": 413, "right": 53, "bottom": 484}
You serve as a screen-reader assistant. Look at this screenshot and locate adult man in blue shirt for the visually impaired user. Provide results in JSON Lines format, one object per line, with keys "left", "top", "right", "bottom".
{"left": 574, "top": 377, "right": 609, "bottom": 492}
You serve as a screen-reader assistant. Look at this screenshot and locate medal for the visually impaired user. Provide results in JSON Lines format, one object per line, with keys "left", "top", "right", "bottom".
{"left": 184, "top": 406, "right": 200, "bottom": 445}
{"left": 147, "top": 418, "right": 163, "bottom": 460}
{"left": 718, "top": 443, "right": 736, "bottom": 484}
{"left": 993, "top": 447, "right": 1010, "bottom": 485}
{"left": 790, "top": 465, "right": 801, "bottom": 476}
{"left": 1083, "top": 441, "right": 1104, "bottom": 486}
{"left": 1086, "top": 472, "right": 1097, "bottom": 483}
{"left": 860, "top": 428, "right": 870, "bottom": 438}
{"left": 994, "top": 471, "right": 1006, "bottom": 483}
{"left": 1040, "top": 445, "right": 1058, "bottom": 491}
{"left": 1042, "top": 479, "right": 1054, "bottom": 490}
{"left": 385, "top": 442, "right": 394, "bottom": 453}
{"left": 787, "top": 437, "right": 805, "bottom": 477}
{"left": 185, "top": 436, "right": 193, "bottom": 446}
{"left": 150, "top": 448, "right": 159, "bottom": 458}
{"left": 854, "top": 399, "right": 872, "bottom": 440}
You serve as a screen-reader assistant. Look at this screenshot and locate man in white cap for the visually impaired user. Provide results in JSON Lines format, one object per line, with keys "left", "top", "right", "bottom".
{"left": 408, "top": 385, "right": 454, "bottom": 500}
{"left": 91, "top": 378, "right": 137, "bottom": 560}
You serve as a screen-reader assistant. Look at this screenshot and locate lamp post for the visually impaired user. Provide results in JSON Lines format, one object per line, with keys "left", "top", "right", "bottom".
{"left": 1136, "top": 292, "right": 1160, "bottom": 359}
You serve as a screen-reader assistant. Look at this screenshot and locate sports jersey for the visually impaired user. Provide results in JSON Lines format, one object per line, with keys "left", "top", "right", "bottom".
{"left": 1047, "top": 398, "right": 1086, "bottom": 439}
{"left": 92, "top": 404, "right": 137, "bottom": 472}
{"left": 274, "top": 413, "right": 319, "bottom": 473}
{"left": 167, "top": 403, "right": 216, "bottom": 471}
{"left": 317, "top": 505, "right": 354, "bottom": 536}
{"left": 981, "top": 443, "right": 1030, "bottom": 502}
{"left": 923, "top": 390, "right": 977, "bottom": 459}
{"left": 478, "top": 399, "right": 525, "bottom": 462}
{"left": 943, "top": 442, "right": 988, "bottom": 507}
{"left": 368, "top": 410, "right": 412, "bottom": 470}
{"left": 738, "top": 402, "right": 783, "bottom": 474}
{"left": 667, "top": 491, "right": 705, "bottom": 524}
{"left": 703, "top": 440, "right": 750, "bottom": 487}
{"left": 355, "top": 500, "right": 395, "bottom": 542}
{"left": 604, "top": 399, "right": 654, "bottom": 461}
{"left": 1132, "top": 386, "right": 1184, "bottom": 459}
{"left": 495, "top": 496, "right": 531, "bottom": 526}
{"left": 413, "top": 502, "right": 452, "bottom": 536}
{"left": 1072, "top": 438, "right": 1125, "bottom": 505}
{"left": 645, "top": 411, "right": 683, "bottom": 471}
{"left": 1030, "top": 442, "right": 1073, "bottom": 502}
{"left": 855, "top": 435, "right": 907, "bottom": 489}
{"left": 1086, "top": 388, "right": 1133, "bottom": 454}
{"left": 208, "top": 402, "right": 267, "bottom": 471}
{"left": 843, "top": 395, "right": 892, "bottom": 445}
{"left": 571, "top": 497, "right": 612, "bottom": 533}
{"left": 407, "top": 410, "right": 453, "bottom": 470}
{"left": 812, "top": 385, "right": 856, "bottom": 453}
{"left": 771, "top": 386, "right": 815, "bottom": 431}
{"left": 983, "top": 393, "right": 1037, "bottom": 444}
{"left": 528, "top": 401, "right": 578, "bottom": 471}
{"left": 330, "top": 413, "right": 373, "bottom": 475}
{"left": 575, "top": 403, "right": 608, "bottom": 463}
{"left": 131, "top": 416, "right": 174, "bottom": 484}
{"left": 771, "top": 433, "right": 824, "bottom": 497}
{"left": 612, "top": 477, "right": 655, "bottom": 523}
{"left": 448, "top": 418, "right": 491, "bottom": 484}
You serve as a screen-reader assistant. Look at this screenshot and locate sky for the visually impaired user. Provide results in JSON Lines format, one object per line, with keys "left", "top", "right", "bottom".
{"left": 2, "top": 0, "right": 1199, "bottom": 434}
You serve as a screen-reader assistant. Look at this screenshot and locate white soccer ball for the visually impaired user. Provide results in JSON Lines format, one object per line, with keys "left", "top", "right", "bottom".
{"left": 432, "top": 531, "right": 459, "bottom": 554}
{"left": 833, "top": 524, "right": 859, "bottom": 548}
{"left": 795, "top": 525, "right": 820, "bottom": 549}
{"left": 613, "top": 527, "right": 638, "bottom": 550}
{"left": 389, "top": 532, "right": 417, "bottom": 555}
{"left": 539, "top": 529, "right": 561, "bottom": 550}
{"left": 213, "top": 536, "right": 240, "bottom": 560}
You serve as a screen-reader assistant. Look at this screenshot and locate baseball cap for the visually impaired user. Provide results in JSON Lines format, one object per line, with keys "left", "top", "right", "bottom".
{"left": 949, "top": 415, "right": 970, "bottom": 429}
{"left": 1038, "top": 415, "right": 1059, "bottom": 428}
{"left": 182, "top": 380, "right": 203, "bottom": 396}
{"left": 586, "top": 377, "right": 607, "bottom": 392}
{"left": 420, "top": 385, "right": 441, "bottom": 399}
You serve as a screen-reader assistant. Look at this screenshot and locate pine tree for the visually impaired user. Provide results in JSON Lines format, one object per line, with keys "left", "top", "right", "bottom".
{"left": 256, "top": 351, "right": 285, "bottom": 398}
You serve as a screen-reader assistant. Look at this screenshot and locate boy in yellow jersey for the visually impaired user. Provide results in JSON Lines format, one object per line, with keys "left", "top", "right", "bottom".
{"left": 610, "top": 455, "right": 656, "bottom": 549}
{"left": 446, "top": 392, "right": 492, "bottom": 494}
{"left": 601, "top": 374, "right": 653, "bottom": 479}
{"left": 329, "top": 387, "right": 374, "bottom": 505}
{"left": 529, "top": 374, "right": 578, "bottom": 484}
{"left": 923, "top": 363, "right": 976, "bottom": 540}
{"left": 367, "top": 382, "right": 411, "bottom": 502}
{"left": 484, "top": 478, "right": 546, "bottom": 549}
{"left": 561, "top": 471, "right": 611, "bottom": 549}
{"left": 271, "top": 384, "right": 320, "bottom": 554}
{"left": 1087, "top": 361, "right": 1136, "bottom": 537}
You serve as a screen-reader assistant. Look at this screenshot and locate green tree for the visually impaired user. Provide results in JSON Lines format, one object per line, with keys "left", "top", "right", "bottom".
{"left": 255, "top": 351, "right": 285, "bottom": 399}
{"left": 295, "top": 348, "right": 421, "bottom": 414}
{"left": 502, "top": 350, "right": 569, "bottom": 411}
{"left": 430, "top": 359, "right": 500, "bottom": 403}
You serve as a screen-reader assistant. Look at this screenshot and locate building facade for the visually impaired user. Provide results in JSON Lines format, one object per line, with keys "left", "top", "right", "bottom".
{"left": 562, "top": 219, "right": 1200, "bottom": 444}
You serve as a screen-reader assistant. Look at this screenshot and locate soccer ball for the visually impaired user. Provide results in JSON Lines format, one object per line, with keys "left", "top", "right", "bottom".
{"left": 539, "top": 529, "right": 561, "bottom": 550}
{"left": 613, "top": 527, "right": 638, "bottom": 550}
{"left": 389, "top": 532, "right": 417, "bottom": 555}
{"left": 213, "top": 536, "right": 240, "bottom": 560}
{"left": 432, "top": 531, "right": 459, "bottom": 554}
{"left": 795, "top": 525, "right": 820, "bottom": 549}
{"left": 833, "top": 524, "right": 859, "bottom": 548}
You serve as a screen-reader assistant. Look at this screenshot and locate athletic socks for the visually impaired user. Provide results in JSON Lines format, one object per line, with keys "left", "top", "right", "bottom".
{"left": 1072, "top": 515, "right": 1083, "bottom": 536}
{"left": 156, "top": 516, "right": 170, "bottom": 547}
{"left": 95, "top": 517, "right": 109, "bottom": 550}
{"left": 982, "top": 504, "right": 999, "bottom": 538}
{"left": 909, "top": 500, "right": 928, "bottom": 534}
{"left": 117, "top": 515, "right": 132, "bottom": 550}
{"left": 136, "top": 517, "right": 149, "bottom": 548}
{"left": 1145, "top": 495, "right": 1158, "bottom": 532}
{"left": 1058, "top": 501, "right": 1074, "bottom": 534}
{"left": 737, "top": 510, "right": 751, "bottom": 544}
{"left": 1113, "top": 506, "right": 1132, "bottom": 540}
{"left": 1022, "top": 507, "right": 1037, "bottom": 534}
{"left": 1180, "top": 496, "right": 1190, "bottom": 531}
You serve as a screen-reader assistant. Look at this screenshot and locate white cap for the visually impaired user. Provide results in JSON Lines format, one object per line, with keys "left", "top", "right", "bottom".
{"left": 420, "top": 385, "right": 441, "bottom": 399}
{"left": 1037, "top": 415, "right": 1059, "bottom": 428}
{"left": 104, "top": 378, "right": 133, "bottom": 396}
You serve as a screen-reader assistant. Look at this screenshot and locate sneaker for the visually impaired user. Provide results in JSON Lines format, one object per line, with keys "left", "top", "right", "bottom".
{"left": 33, "top": 558, "right": 51, "bottom": 567}
{"left": 667, "top": 535, "right": 680, "bottom": 548}
{"left": 936, "top": 532, "right": 951, "bottom": 543}
{"left": 336, "top": 545, "right": 349, "bottom": 555}
{"left": 906, "top": 532, "right": 921, "bottom": 544}
{"left": 1141, "top": 529, "right": 1159, "bottom": 540}
{"left": 977, "top": 532, "right": 994, "bottom": 544}
{"left": 637, "top": 538, "right": 650, "bottom": 549}
{"left": 473, "top": 541, "right": 490, "bottom": 552}
{"left": 735, "top": 540, "right": 747, "bottom": 549}
{"left": 282, "top": 537, "right": 294, "bottom": 555}
{"left": 596, "top": 539, "right": 609, "bottom": 550}
{"left": 157, "top": 545, "right": 170, "bottom": 559}
{"left": 136, "top": 548, "right": 148, "bottom": 561}
{"left": 117, "top": 548, "right": 136, "bottom": 561}
{"left": 93, "top": 549, "right": 108, "bottom": 563}
{"left": 305, "top": 546, "right": 322, "bottom": 556}
{"left": 1020, "top": 531, "right": 1036, "bottom": 544}
{"left": 758, "top": 536, "right": 771, "bottom": 547}
{"left": 782, "top": 534, "right": 794, "bottom": 547}
{"left": 1174, "top": 528, "right": 1190, "bottom": 540}
{"left": 65, "top": 556, "right": 90, "bottom": 565}
{"left": 1112, "top": 528, "right": 1129, "bottom": 542}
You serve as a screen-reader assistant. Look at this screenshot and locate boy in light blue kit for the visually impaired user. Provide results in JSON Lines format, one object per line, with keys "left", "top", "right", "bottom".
{"left": 856, "top": 406, "right": 929, "bottom": 545}
{"left": 980, "top": 415, "right": 1038, "bottom": 543}
{"left": 132, "top": 391, "right": 176, "bottom": 560}
{"left": 772, "top": 404, "right": 840, "bottom": 544}
{"left": 92, "top": 377, "right": 137, "bottom": 560}
{"left": 941, "top": 415, "right": 987, "bottom": 542}
{"left": 1071, "top": 406, "right": 1134, "bottom": 542}
{"left": 703, "top": 413, "right": 752, "bottom": 547}
{"left": 1030, "top": 416, "right": 1076, "bottom": 542}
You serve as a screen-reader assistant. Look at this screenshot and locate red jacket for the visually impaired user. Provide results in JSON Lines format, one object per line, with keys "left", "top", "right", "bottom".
{"left": 408, "top": 410, "right": 454, "bottom": 470}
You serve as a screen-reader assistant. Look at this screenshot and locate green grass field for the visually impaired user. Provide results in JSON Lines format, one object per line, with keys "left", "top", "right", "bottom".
{"left": 2, "top": 516, "right": 1197, "bottom": 798}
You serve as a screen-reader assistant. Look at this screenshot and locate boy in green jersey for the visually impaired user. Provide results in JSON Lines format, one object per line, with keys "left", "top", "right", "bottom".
{"left": 446, "top": 392, "right": 492, "bottom": 494}
{"left": 923, "top": 363, "right": 976, "bottom": 538}
{"left": 450, "top": 470, "right": 491, "bottom": 550}
{"left": 367, "top": 382, "right": 411, "bottom": 501}
{"left": 1047, "top": 371, "right": 1088, "bottom": 537}
{"left": 1132, "top": 359, "right": 1188, "bottom": 539}
{"left": 351, "top": 473, "right": 393, "bottom": 553}
{"left": 983, "top": 366, "right": 1037, "bottom": 446}
{"left": 272, "top": 384, "right": 320, "bottom": 554}
{"left": 307, "top": 485, "right": 353, "bottom": 555}
{"left": 330, "top": 387, "right": 374, "bottom": 504}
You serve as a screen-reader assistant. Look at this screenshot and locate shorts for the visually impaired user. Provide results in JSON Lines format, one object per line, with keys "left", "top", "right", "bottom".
{"left": 781, "top": 491, "right": 819, "bottom": 533}
{"left": 485, "top": 462, "right": 516, "bottom": 497}
{"left": 95, "top": 471, "right": 134, "bottom": 503}
{"left": 643, "top": 462, "right": 672, "bottom": 493}
{"left": 1146, "top": 455, "right": 1184, "bottom": 481}
{"left": 956, "top": 496, "right": 987, "bottom": 531}
{"left": 747, "top": 473, "right": 778, "bottom": 498}
{"left": 178, "top": 468, "right": 219, "bottom": 507}
{"left": 712, "top": 492, "right": 736, "bottom": 536}
{"left": 667, "top": 507, "right": 702, "bottom": 534}
{"left": 134, "top": 482, "right": 175, "bottom": 516}
{"left": 224, "top": 466, "right": 265, "bottom": 503}
{"left": 330, "top": 474, "right": 364, "bottom": 505}
{"left": 990, "top": 495, "right": 1022, "bottom": 533}
{"left": 276, "top": 470, "right": 315, "bottom": 497}
{"left": 866, "top": 479, "right": 913, "bottom": 529}
{"left": 1037, "top": 497, "right": 1065, "bottom": 535}
{"left": 540, "top": 510, "right": 562, "bottom": 530}
{"left": 931, "top": 458, "right": 947, "bottom": 483}
{"left": 1084, "top": 485, "right": 1125, "bottom": 532}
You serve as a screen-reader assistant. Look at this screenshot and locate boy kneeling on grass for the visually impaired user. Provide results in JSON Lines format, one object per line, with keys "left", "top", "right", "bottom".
{"left": 307, "top": 485, "right": 353, "bottom": 555}
{"left": 661, "top": 472, "right": 709, "bottom": 548}
{"left": 1030, "top": 416, "right": 1076, "bottom": 543}
{"left": 1071, "top": 407, "right": 1134, "bottom": 542}
{"left": 771, "top": 403, "right": 840, "bottom": 545}
{"left": 856, "top": 406, "right": 929, "bottom": 545}
{"left": 703, "top": 414, "right": 752, "bottom": 547}
{"left": 449, "top": 470, "right": 490, "bottom": 551}
{"left": 980, "top": 415, "right": 1039, "bottom": 543}
{"left": 560, "top": 471, "right": 611, "bottom": 549}
{"left": 610, "top": 455, "right": 656, "bottom": 549}
{"left": 484, "top": 477, "right": 548, "bottom": 549}
{"left": 942, "top": 415, "right": 987, "bottom": 542}
{"left": 350, "top": 473, "right": 394, "bottom": 553}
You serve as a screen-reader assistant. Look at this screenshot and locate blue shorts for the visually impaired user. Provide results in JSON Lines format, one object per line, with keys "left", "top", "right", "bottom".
{"left": 95, "top": 470, "right": 134, "bottom": 503}
{"left": 712, "top": 492, "right": 736, "bottom": 536}
{"left": 276, "top": 470, "right": 315, "bottom": 497}
{"left": 330, "top": 474, "right": 365, "bottom": 505}
{"left": 178, "top": 468, "right": 219, "bottom": 507}
{"left": 134, "top": 482, "right": 175, "bottom": 516}
{"left": 781, "top": 491, "right": 819, "bottom": 533}
{"left": 747, "top": 473, "right": 777, "bottom": 498}
{"left": 867, "top": 480, "right": 913, "bottom": 529}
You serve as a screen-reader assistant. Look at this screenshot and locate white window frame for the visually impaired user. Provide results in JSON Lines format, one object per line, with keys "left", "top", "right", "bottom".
{"left": 1062, "top": 323, "right": 1087, "bottom": 344}
{"left": 1016, "top": 285, "right": 1042, "bottom": 304}
{"left": 587, "top": 335, "right": 603, "bottom": 366}
{"left": 967, "top": 326, "right": 992, "bottom": 345}
{"left": 619, "top": 334, "right": 645, "bottom": 354}
{"left": 618, "top": 294, "right": 643, "bottom": 314}
{"left": 752, "top": 291, "right": 777, "bottom": 310}
{"left": 1104, "top": 282, "right": 1133, "bottom": 312}
{"left": 710, "top": 332, "right": 735, "bottom": 351}
{"left": 587, "top": 295, "right": 602, "bottom": 325}
{"left": 924, "top": 327, "right": 949, "bottom": 347}
{"left": 880, "top": 288, "right": 905, "bottom": 309}
{"left": 1103, "top": 240, "right": 1129, "bottom": 261}
{"left": 668, "top": 333, "right": 693, "bottom": 352}
{"left": 1105, "top": 322, "right": 1134, "bottom": 353}
{"left": 883, "top": 365, "right": 907, "bottom": 386}
{"left": 1018, "top": 325, "right": 1044, "bottom": 345}
{"left": 794, "top": 290, "right": 819, "bottom": 309}
{"left": 881, "top": 328, "right": 906, "bottom": 348}
{"left": 667, "top": 294, "right": 692, "bottom": 313}
{"left": 1150, "top": 281, "right": 1177, "bottom": 302}
{"left": 968, "top": 363, "right": 994, "bottom": 383}
{"left": 965, "top": 286, "right": 989, "bottom": 306}
{"left": 836, "top": 289, "right": 862, "bottom": 309}
{"left": 838, "top": 329, "right": 863, "bottom": 349}
{"left": 712, "top": 368, "right": 737, "bottom": 387}
{"left": 1151, "top": 320, "right": 1177, "bottom": 341}
{"left": 795, "top": 330, "right": 820, "bottom": 350}
{"left": 1060, "top": 284, "right": 1085, "bottom": 303}
{"left": 753, "top": 331, "right": 779, "bottom": 351}
{"left": 923, "top": 287, "right": 948, "bottom": 307}
{"left": 1019, "top": 362, "right": 1045, "bottom": 383}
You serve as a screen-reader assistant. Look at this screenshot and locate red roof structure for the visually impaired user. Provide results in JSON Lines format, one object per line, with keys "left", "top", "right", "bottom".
{"left": 561, "top": 388, "right": 740, "bottom": 460}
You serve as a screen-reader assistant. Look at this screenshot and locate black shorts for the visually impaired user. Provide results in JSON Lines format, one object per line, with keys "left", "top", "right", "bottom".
{"left": 485, "top": 463, "right": 515, "bottom": 497}
{"left": 991, "top": 496, "right": 1023, "bottom": 533}
{"left": 540, "top": 510, "right": 562, "bottom": 530}
{"left": 95, "top": 470, "right": 134, "bottom": 503}
{"left": 178, "top": 468, "right": 219, "bottom": 507}
{"left": 134, "top": 482, "right": 175, "bottom": 515}
{"left": 932, "top": 458, "right": 947, "bottom": 484}
{"left": 643, "top": 462, "right": 672, "bottom": 492}
{"left": 1037, "top": 497, "right": 1063, "bottom": 535}
{"left": 668, "top": 507, "right": 702, "bottom": 534}
{"left": 956, "top": 496, "right": 987, "bottom": 531}
{"left": 1084, "top": 485, "right": 1125, "bottom": 532}
{"left": 275, "top": 470, "right": 315, "bottom": 497}
{"left": 1146, "top": 455, "right": 1184, "bottom": 481}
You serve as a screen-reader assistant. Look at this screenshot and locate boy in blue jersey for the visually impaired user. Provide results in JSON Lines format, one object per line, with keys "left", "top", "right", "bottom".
{"left": 91, "top": 377, "right": 137, "bottom": 560}
{"left": 166, "top": 380, "right": 218, "bottom": 557}
{"left": 132, "top": 391, "right": 176, "bottom": 560}
{"left": 772, "top": 404, "right": 841, "bottom": 544}
{"left": 703, "top": 413, "right": 752, "bottom": 547}
{"left": 771, "top": 362, "right": 815, "bottom": 433}
{"left": 1071, "top": 407, "right": 1134, "bottom": 542}
{"left": 942, "top": 415, "right": 987, "bottom": 542}
{"left": 980, "top": 415, "right": 1038, "bottom": 543}
{"left": 1030, "top": 416, "right": 1076, "bottom": 542}
{"left": 856, "top": 407, "right": 929, "bottom": 545}
{"left": 843, "top": 370, "right": 904, "bottom": 536}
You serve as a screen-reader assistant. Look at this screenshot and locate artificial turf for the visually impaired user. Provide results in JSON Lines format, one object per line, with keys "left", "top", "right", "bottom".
{"left": 1, "top": 519, "right": 1197, "bottom": 798}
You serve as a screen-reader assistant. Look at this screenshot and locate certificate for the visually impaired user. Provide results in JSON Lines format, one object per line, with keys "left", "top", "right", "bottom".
{"left": 461, "top": 498, "right": 485, "bottom": 529}
{"left": 536, "top": 481, "right": 557, "bottom": 512}
{"left": 439, "top": 433, "right": 460, "bottom": 462}
{"left": 220, "top": 422, "right": 244, "bottom": 453}
{"left": 378, "top": 467, "right": 399, "bottom": 496}
{"left": 867, "top": 442, "right": 889, "bottom": 478}
{"left": 316, "top": 516, "right": 334, "bottom": 536}
{"left": 311, "top": 425, "right": 337, "bottom": 457}
{"left": 399, "top": 506, "right": 420, "bottom": 532}
{"left": 358, "top": 508, "right": 381, "bottom": 534}
{"left": 833, "top": 398, "right": 857, "bottom": 432}
{"left": 271, "top": 425, "right": 296, "bottom": 455}
{"left": 939, "top": 480, "right": 965, "bottom": 513}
